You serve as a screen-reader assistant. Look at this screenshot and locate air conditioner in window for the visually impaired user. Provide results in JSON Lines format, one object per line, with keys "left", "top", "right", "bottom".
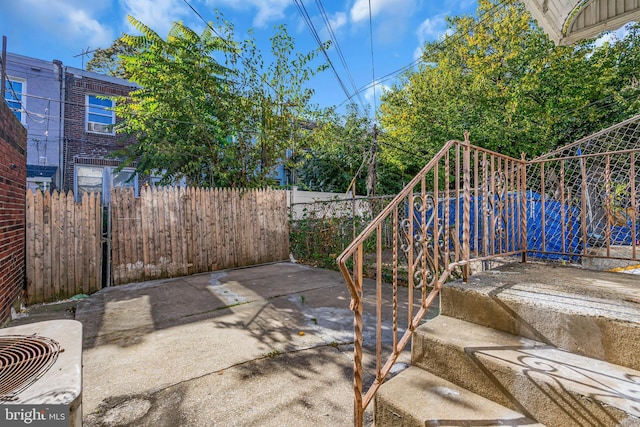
{"left": 87, "top": 122, "right": 111, "bottom": 133}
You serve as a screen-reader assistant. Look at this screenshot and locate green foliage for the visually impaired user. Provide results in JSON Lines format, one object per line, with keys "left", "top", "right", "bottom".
{"left": 294, "top": 104, "right": 407, "bottom": 195}
{"left": 229, "top": 24, "right": 329, "bottom": 185}
{"left": 295, "top": 104, "right": 372, "bottom": 193}
{"left": 288, "top": 197, "right": 394, "bottom": 269}
{"left": 379, "top": 0, "right": 640, "bottom": 172}
{"left": 86, "top": 38, "right": 137, "bottom": 79}
{"left": 112, "top": 15, "right": 327, "bottom": 188}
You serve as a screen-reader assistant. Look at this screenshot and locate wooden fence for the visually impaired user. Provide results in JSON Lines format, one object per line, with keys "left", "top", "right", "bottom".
{"left": 25, "top": 190, "right": 102, "bottom": 304}
{"left": 110, "top": 186, "right": 289, "bottom": 285}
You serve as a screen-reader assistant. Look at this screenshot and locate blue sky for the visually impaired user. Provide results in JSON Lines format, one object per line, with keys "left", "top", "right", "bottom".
{"left": 0, "top": 0, "right": 477, "bottom": 112}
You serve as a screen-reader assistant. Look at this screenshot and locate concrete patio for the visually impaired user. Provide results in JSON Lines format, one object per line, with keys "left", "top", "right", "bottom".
{"left": 8, "top": 262, "right": 433, "bottom": 426}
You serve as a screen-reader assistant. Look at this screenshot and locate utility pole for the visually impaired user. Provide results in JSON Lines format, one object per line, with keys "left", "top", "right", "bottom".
{"left": 366, "top": 123, "right": 378, "bottom": 197}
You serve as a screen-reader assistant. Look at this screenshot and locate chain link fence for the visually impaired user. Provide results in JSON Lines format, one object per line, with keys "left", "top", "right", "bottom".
{"left": 527, "top": 115, "right": 640, "bottom": 263}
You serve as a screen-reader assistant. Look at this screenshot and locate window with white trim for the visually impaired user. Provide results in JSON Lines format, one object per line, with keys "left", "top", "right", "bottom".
{"left": 4, "top": 77, "right": 25, "bottom": 123}
{"left": 86, "top": 95, "right": 115, "bottom": 134}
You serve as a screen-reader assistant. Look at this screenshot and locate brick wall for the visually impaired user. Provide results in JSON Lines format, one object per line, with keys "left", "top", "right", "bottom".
{"left": 63, "top": 72, "right": 136, "bottom": 191}
{"left": 0, "top": 100, "right": 27, "bottom": 325}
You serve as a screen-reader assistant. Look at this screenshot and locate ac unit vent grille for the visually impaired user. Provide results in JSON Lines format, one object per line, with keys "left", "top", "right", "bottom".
{"left": 0, "top": 335, "right": 61, "bottom": 401}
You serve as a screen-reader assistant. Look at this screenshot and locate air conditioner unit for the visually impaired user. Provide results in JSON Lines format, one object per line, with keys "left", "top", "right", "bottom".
{"left": 0, "top": 320, "right": 82, "bottom": 426}
{"left": 87, "top": 122, "right": 111, "bottom": 133}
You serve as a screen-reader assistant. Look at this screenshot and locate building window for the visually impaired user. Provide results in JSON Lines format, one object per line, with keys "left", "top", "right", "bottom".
{"left": 26, "top": 178, "right": 53, "bottom": 192}
{"left": 113, "top": 169, "right": 138, "bottom": 190}
{"left": 76, "top": 165, "right": 104, "bottom": 196}
{"left": 75, "top": 165, "right": 138, "bottom": 202}
{"left": 4, "top": 78, "right": 25, "bottom": 123}
{"left": 86, "top": 95, "right": 115, "bottom": 134}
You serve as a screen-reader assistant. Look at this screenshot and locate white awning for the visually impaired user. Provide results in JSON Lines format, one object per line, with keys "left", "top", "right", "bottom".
{"left": 521, "top": 0, "right": 640, "bottom": 45}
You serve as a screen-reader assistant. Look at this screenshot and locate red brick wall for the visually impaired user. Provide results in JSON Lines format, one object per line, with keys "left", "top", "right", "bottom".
{"left": 0, "top": 100, "right": 27, "bottom": 325}
{"left": 63, "top": 73, "right": 136, "bottom": 191}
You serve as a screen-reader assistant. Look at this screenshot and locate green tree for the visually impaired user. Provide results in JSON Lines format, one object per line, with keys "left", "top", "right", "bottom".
{"left": 379, "top": 0, "right": 640, "bottom": 174}
{"left": 228, "top": 24, "right": 328, "bottom": 186}
{"left": 295, "top": 104, "right": 372, "bottom": 193}
{"left": 112, "top": 16, "right": 238, "bottom": 187}
{"left": 295, "top": 104, "right": 406, "bottom": 195}
{"left": 112, "top": 16, "right": 327, "bottom": 187}
{"left": 86, "top": 38, "right": 137, "bottom": 79}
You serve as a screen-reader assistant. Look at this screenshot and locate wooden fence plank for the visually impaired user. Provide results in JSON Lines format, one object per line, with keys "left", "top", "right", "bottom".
{"left": 42, "top": 191, "right": 51, "bottom": 301}
{"left": 25, "top": 190, "right": 35, "bottom": 302}
{"left": 110, "top": 189, "right": 120, "bottom": 285}
{"left": 134, "top": 189, "right": 144, "bottom": 281}
{"left": 91, "top": 193, "right": 101, "bottom": 293}
{"left": 33, "top": 190, "right": 44, "bottom": 303}
{"left": 80, "top": 193, "right": 89, "bottom": 294}
{"left": 65, "top": 192, "right": 74, "bottom": 297}
{"left": 155, "top": 187, "right": 165, "bottom": 277}
{"left": 159, "top": 186, "right": 166, "bottom": 276}
{"left": 186, "top": 187, "right": 195, "bottom": 274}
{"left": 51, "top": 191, "right": 60, "bottom": 299}
{"left": 195, "top": 187, "right": 203, "bottom": 273}
{"left": 74, "top": 194, "right": 83, "bottom": 295}
{"left": 179, "top": 187, "right": 188, "bottom": 276}
{"left": 140, "top": 187, "right": 148, "bottom": 279}
{"left": 205, "top": 188, "right": 214, "bottom": 270}
{"left": 125, "top": 188, "right": 135, "bottom": 284}
{"left": 212, "top": 189, "right": 221, "bottom": 270}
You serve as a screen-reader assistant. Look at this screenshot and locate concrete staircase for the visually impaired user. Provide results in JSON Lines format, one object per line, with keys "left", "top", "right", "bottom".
{"left": 375, "top": 262, "right": 640, "bottom": 426}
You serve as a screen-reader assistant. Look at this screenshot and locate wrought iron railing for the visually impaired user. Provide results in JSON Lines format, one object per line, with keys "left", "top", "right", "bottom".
{"left": 337, "top": 127, "right": 640, "bottom": 426}
{"left": 337, "top": 136, "right": 528, "bottom": 425}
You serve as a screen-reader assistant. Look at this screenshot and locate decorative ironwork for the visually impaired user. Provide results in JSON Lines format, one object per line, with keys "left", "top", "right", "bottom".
{"left": 338, "top": 117, "right": 640, "bottom": 426}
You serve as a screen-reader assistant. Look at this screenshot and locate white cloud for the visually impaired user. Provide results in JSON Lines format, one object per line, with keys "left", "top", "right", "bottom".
{"left": 364, "top": 80, "right": 390, "bottom": 105}
{"left": 121, "top": 0, "right": 191, "bottom": 36}
{"left": 209, "top": 0, "right": 291, "bottom": 28}
{"left": 416, "top": 16, "right": 447, "bottom": 42}
{"left": 329, "top": 11, "right": 348, "bottom": 32}
{"left": 413, "top": 15, "right": 450, "bottom": 60}
{"left": 319, "top": 11, "right": 348, "bottom": 41}
{"left": 413, "top": 46, "right": 423, "bottom": 61}
{"left": 349, "top": 0, "right": 419, "bottom": 45}
{"left": 9, "top": 0, "right": 114, "bottom": 50}
{"left": 350, "top": 0, "right": 415, "bottom": 23}
{"left": 68, "top": 9, "right": 114, "bottom": 49}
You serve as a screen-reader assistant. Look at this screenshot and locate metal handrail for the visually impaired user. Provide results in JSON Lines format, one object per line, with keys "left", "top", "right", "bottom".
{"left": 338, "top": 133, "right": 640, "bottom": 426}
{"left": 337, "top": 138, "right": 530, "bottom": 426}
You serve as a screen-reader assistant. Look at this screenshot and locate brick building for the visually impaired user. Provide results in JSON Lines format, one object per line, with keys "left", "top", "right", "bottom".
{"left": 0, "top": 99, "right": 27, "bottom": 325}
{"left": 63, "top": 67, "right": 139, "bottom": 200}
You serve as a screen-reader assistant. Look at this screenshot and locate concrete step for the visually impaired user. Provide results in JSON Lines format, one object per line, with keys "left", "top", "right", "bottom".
{"left": 412, "top": 315, "right": 640, "bottom": 426}
{"left": 440, "top": 262, "right": 640, "bottom": 371}
{"left": 375, "top": 366, "right": 544, "bottom": 426}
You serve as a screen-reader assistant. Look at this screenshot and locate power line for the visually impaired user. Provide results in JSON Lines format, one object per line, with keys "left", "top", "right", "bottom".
{"left": 13, "top": 71, "right": 632, "bottom": 143}
{"left": 368, "top": 0, "right": 376, "bottom": 115}
{"left": 181, "top": 0, "right": 282, "bottom": 98}
{"left": 4, "top": 77, "right": 45, "bottom": 123}
{"left": 340, "top": 0, "right": 511, "bottom": 107}
{"left": 292, "top": 0, "right": 358, "bottom": 109}
{"left": 313, "top": 0, "right": 367, "bottom": 110}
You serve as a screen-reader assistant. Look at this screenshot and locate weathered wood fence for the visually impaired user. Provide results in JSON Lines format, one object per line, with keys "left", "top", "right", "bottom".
{"left": 110, "top": 187, "right": 289, "bottom": 285}
{"left": 25, "top": 186, "right": 290, "bottom": 302}
{"left": 25, "top": 190, "right": 103, "bottom": 303}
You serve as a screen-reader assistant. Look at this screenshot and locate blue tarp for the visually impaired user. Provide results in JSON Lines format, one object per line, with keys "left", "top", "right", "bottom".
{"left": 414, "top": 190, "right": 638, "bottom": 261}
